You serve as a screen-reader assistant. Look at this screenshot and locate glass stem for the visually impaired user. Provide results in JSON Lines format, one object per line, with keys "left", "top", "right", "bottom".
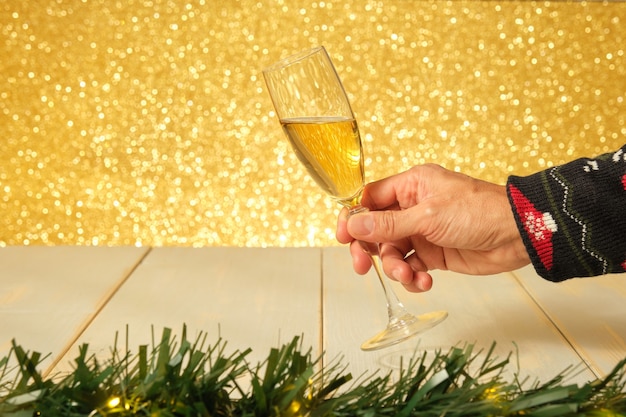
{"left": 348, "top": 205, "right": 410, "bottom": 323}
{"left": 368, "top": 250, "right": 410, "bottom": 321}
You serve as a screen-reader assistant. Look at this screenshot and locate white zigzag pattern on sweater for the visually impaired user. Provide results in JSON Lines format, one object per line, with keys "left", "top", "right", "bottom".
{"left": 549, "top": 166, "right": 608, "bottom": 274}
{"left": 612, "top": 148, "right": 626, "bottom": 162}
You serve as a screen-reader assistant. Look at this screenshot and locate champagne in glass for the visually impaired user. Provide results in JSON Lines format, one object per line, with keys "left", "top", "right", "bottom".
{"left": 281, "top": 116, "right": 363, "bottom": 207}
{"left": 263, "top": 46, "right": 447, "bottom": 351}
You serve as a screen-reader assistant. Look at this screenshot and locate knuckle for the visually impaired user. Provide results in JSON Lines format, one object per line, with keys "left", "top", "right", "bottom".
{"left": 420, "top": 200, "right": 436, "bottom": 217}
{"left": 376, "top": 211, "right": 397, "bottom": 238}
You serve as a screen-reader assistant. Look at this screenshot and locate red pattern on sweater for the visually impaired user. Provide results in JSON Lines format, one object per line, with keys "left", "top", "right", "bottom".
{"left": 508, "top": 184, "right": 557, "bottom": 271}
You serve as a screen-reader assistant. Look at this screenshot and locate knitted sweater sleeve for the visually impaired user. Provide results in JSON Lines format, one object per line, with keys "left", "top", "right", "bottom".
{"left": 506, "top": 144, "right": 626, "bottom": 282}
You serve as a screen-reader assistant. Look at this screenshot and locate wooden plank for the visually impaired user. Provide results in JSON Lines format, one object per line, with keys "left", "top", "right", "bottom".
{"left": 52, "top": 247, "right": 322, "bottom": 375}
{"left": 512, "top": 265, "right": 626, "bottom": 378}
{"left": 322, "top": 247, "right": 596, "bottom": 386}
{"left": 0, "top": 246, "right": 149, "bottom": 374}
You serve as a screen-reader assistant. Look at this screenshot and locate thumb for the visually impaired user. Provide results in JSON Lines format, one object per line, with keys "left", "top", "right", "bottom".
{"left": 347, "top": 208, "right": 424, "bottom": 243}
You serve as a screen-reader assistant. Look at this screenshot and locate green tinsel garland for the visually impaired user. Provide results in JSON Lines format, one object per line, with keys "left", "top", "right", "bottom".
{"left": 1, "top": 326, "right": 625, "bottom": 416}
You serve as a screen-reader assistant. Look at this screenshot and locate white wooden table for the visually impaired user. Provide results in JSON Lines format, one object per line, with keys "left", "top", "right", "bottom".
{"left": 1, "top": 246, "right": 624, "bottom": 387}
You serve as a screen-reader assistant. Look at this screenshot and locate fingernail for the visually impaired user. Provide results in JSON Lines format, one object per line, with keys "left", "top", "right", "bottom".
{"left": 339, "top": 208, "right": 349, "bottom": 222}
{"left": 350, "top": 213, "right": 373, "bottom": 235}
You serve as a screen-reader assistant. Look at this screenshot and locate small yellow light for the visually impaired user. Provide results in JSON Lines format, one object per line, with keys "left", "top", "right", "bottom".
{"left": 107, "top": 396, "right": 121, "bottom": 408}
{"left": 482, "top": 386, "right": 502, "bottom": 403}
{"left": 307, "top": 377, "right": 313, "bottom": 400}
{"left": 288, "top": 400, "right": 302, "bottom": 415}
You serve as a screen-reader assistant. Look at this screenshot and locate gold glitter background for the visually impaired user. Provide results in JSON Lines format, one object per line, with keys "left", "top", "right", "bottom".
{"left": 1, "top": 1, "right": 625, "bottom": 247}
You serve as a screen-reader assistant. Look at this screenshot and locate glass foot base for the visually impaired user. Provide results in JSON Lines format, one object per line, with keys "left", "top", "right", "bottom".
{"left": 360, "top": 310, "right": 448, "bottom": 351}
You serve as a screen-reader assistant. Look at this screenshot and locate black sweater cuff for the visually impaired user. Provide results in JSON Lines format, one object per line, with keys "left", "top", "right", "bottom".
{"left": 506, "top": 145, "right": 626, "bottom": 282}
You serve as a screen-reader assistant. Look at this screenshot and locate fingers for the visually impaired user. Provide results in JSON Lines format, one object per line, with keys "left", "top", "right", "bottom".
{"left": 337, "top": 207, "right": 373, "bottom": 274}
{"left": 359, "top": 168, "right": 413, "bottom": 210}
{"left": 346, "top": 235, "right": 435, "bottom": 293}
{"left": 349, "top": 236, "right": 436, "bottom": 293}
{"left": 349, "top": 240, "right": 374, "bottom": 274}
{"left": 400, "top": 270, "right": 434, "bottom": 293}
{"left": 379, "top": 244, "right": 433, "bottom": 292}
{"left": 378, "top": 241, "right": 416, "bottom": 284}
{"left": 338, "top": 198, "right": 438, "bottom": 291}
{"left": 359, "top": 164, "right": 443, "bottom": 210}
{"left": 335, "top": 207, "right": 352, "bottom": 244}
{"left": 347, "top": 207, "right": 426, "bottom": 243}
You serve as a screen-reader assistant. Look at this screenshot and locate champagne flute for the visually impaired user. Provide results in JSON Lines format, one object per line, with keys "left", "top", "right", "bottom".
{"left": 263, "top": 46, "right": 447, "bottom": 351}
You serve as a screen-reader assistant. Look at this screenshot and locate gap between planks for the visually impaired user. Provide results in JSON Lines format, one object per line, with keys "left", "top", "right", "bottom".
{"left": 508, "top": 270, "right": 601, "bottom": 379}
{"left": 43, "top": 247, "right": 153, "bottom": 378}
